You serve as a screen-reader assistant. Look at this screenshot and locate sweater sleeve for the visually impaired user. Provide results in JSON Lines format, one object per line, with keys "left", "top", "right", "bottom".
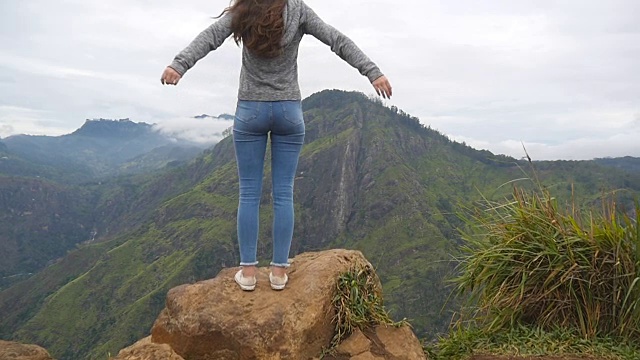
{"left": 300, "top": 1, "right": 383, "bottom": 83}
{"left": 169, "top": 13, "right": 233, "bottom": 76}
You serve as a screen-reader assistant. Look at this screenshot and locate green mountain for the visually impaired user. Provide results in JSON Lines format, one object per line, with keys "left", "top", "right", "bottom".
{"left": 595, "top": 156, "right": 640, "bottom": 174}
{"left": 1, "top": 136, "right": 94, "bottom": 285}
{"left": 1, "top": 118, "right": 206, "bottom": 182}
{"left": 1, "top": 90, "right": 639, "bottom": 360}
{"left": 0, "top": 176, "right": 95, "bottom": 289}
{"left": 0, "top": 118, "right": 219, "bottom": 285}
{"left": 0, "top": 144, "right": 225, "bottom": 291}
{"left": 0, "top": 142, "right": 95, "bottom": 184}
{"left": 118, "top": 144, "right": 204, "bottom": 174}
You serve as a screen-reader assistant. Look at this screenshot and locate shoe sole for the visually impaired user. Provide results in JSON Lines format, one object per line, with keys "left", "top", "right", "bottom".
{"left": 269, "top": 273, "right": 288, "bottom": 290}
{"left": 270, "top": 283, "right": 286, "bottom": 290}
{"left": 238, "top": 283, "right": 256, "bottom": 291}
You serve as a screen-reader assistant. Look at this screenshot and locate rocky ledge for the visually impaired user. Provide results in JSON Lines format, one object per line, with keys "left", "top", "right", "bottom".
{"left": 112, "top": 249, "right": 426, "bottom": 360}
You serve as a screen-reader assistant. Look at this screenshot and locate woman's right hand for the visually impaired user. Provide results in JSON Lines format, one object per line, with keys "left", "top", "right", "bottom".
{"left": 372, "top": 75, "right": 392, "bottom": 99}
{"left": 161, "top": 67, "right": 182, "bottom": 86}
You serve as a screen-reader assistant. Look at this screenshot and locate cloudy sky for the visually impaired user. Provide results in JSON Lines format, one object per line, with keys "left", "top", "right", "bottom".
{"left": 1, "top": 0, "right": 638, "bottom": 160}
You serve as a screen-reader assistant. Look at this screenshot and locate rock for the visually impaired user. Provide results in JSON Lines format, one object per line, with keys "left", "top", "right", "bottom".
{"left": 116, "top": 250, "right": 427, "bottom": 359}
{"left": 327, "top": 324, "right": 426, "bottom": 360}
{"left": 373, "top": 325, "right": 426, "bottom": 360}
{"left": 336, "top": 329, "right": 371, "bottom": 357}
{"left": 111, "top": 337, "right": 183, "bottom": 360}
{"left": 151, "top": 249, "right": 373, "bottom": 360}
{"left": 0, "top": 340, "right": 54, "bottom": 360}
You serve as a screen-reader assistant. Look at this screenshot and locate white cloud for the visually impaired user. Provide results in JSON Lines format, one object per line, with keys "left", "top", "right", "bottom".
{"left": 152, "top": 116, "right": 233, "bottom": 145}
{"left": 453, "top": 130, "right": 640, "bottom": 161}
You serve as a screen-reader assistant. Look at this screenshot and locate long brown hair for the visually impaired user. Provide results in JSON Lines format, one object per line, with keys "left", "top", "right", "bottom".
{"left": 221, "top": 0, "right": 287, "bottom": 58}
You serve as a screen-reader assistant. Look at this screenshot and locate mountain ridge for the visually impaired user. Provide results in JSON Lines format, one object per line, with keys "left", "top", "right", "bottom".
{"left": 1, "top": 118, "right": 208, "bottom": 182}
{"left": 70, "top": 118, "right": 154, "bottom": 138}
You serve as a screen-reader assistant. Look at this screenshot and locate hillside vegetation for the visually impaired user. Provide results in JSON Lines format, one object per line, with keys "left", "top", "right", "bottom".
{"left": 428, "top": 185, "right": 639, "bottom": 359}
{"left": 1, "top": 90, "right": 639, "bottom": 360}
{"left": 0, "top": 119, "right": 220, "bottom": 287}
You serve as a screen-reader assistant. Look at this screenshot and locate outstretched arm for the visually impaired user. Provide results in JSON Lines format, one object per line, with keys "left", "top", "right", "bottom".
{"left": 301, "top": 2, "right": 392, "bottom": 98}
{"left": 161, "top": 13, "right": 233, "bottom": 85}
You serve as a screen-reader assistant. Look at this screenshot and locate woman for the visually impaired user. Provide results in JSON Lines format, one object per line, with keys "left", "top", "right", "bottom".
{"left": 161, "top": 0, "right": 392, "bottom": 291}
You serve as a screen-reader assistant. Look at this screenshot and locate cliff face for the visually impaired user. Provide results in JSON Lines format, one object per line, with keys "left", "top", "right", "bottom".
{"left": 294, "top": 94, "right": 449, "bottom": 252}
{"left": 295, "top": 102, "right": 365, "bottom": 246}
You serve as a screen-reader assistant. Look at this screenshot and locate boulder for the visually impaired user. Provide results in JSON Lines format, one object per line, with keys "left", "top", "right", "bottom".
{"left": 0, "top": 340, "right": 54, "bottom": 360}
{"left": 335, "top": 329, "right": 371, "bottom": 357}
{"left": 111, "top": 337, "right": 183, "bottom": 360}
{"left": 331, "top": 325, "right": 426, "bottom": 360}
{"left": 151, "top": 249, "right": 373, "bottom": 360}
{"left": 372, "top": 325, "right": 426, "bottom": 360}
{"left": 114, "top": 249, "right": 426, "bottom": 359}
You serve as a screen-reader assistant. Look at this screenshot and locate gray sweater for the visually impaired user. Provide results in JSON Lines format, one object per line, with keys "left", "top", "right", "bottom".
{"left": 169, "top": 0, "right": 384, "bottom": 101}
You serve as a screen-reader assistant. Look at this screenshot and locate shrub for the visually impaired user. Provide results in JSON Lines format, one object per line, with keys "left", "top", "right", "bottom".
{"left": 454, "top": 187, "right": 640, "bottom": 340}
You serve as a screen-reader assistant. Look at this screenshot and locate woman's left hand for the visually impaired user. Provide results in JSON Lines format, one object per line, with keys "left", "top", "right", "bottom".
{"left": 372, "top": 75, "right": 392, "bottom": 99}
{"left": 161, "top": 67, "right": 182, "bottom": 86}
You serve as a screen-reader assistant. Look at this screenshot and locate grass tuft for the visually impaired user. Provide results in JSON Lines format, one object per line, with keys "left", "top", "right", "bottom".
{"left": 454, "top": 187, "right": 640, "bottom": 341}
{"left": 329, "top": 263, "right": 406, "bottom": 348}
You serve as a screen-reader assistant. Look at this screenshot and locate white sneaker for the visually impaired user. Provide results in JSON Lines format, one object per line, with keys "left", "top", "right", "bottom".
{"left": 269, "top": 272, "right": 288, "bottom": 290}
{"left": 234, "top": 269, "right": 256, "bottom": 291}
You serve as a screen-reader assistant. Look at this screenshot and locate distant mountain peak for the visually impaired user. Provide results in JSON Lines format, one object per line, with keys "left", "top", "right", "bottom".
{"left": 72, "top": 118, "right": 154, "bottom": 138}
{"left": 217, "top": 113, "right": 234, "bottom": 121}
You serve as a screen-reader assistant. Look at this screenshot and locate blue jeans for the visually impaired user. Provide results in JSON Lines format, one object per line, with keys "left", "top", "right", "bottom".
{"left": 233, "top": 100, "right": 305, "bottom": 268}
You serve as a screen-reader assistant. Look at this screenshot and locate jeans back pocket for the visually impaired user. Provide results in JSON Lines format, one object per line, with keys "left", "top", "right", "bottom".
{"left": 281, "top": 101, "right": 304, "bottom": 126}
{"left": 235, "top": 101, "right": 260, "bottom": 125}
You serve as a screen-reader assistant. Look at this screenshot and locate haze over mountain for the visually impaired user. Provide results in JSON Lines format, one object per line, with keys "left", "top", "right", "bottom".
{"left": 0, "top": 116, "right": 233, "bottom": 183}
{"left": 0, "top": 91, "right": 639, "bottom": 360}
